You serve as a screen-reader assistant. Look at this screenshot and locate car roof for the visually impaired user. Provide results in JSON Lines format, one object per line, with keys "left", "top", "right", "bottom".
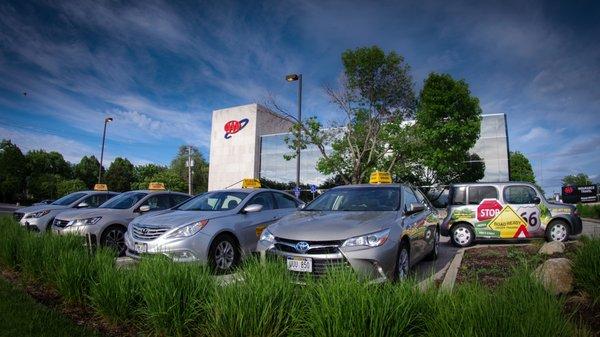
{"left": 331, "top": 183, "right": 406, "bottom": 189}
{"left": 450, "top": 181, "right": 535, "bottom": 187}
{"left": 120, "top": 190, "right": 190, "bottom": 195}
{"left": 82, "top": 190, "right": 119, "bottom": 194}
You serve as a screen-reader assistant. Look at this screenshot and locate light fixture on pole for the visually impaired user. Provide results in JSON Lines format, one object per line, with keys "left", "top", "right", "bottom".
{"left": 98, "top": 117, "right": 113, "bottom": 183}
{"left": 285, "top": 73, "right": 302, "bottom": 191}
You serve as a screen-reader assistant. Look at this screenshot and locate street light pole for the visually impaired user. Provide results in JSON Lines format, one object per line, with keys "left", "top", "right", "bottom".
{"left": 286, "top": 73, "right": 302, "bottom": 190}
{"left": 98, "top": 117, "right": 113, "bottom": 183}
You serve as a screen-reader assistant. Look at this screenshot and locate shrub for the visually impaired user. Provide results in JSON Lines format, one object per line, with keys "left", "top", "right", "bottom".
{"left": 137, "top": 256, "right": 216, "bottom": 337}
{"left": 576, "top": 203, "right": 600, "bottom": 219}
{"left": 204, "top": 259, "right": 303, "bottom": 337}
{"left": 573, "top": 237, "right": 600, "bottom": 304}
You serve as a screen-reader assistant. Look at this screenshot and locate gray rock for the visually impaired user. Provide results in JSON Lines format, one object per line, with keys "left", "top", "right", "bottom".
{"left": 533, "top": 258, "right": 573, "bottom": 295}
{"left": 538, "top": 241, "right": 565, "bottom": 255}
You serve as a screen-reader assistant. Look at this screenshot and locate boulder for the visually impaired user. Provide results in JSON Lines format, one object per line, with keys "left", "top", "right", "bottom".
{"left": 538, "top": 241, "right": 565, "bottom": 255}
{"left": 533, "top": 258, "right": 573, "bottom": 295}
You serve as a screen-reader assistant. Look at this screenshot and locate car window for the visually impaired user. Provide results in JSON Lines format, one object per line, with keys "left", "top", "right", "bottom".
{"left": 273, "top": 192, "right": 299, "bottom": 209}
{"left": 504, "top": 185, "right": 537, "bottom": 204}
{"left": 83, "top": 194, "right": 109, "bottom": 207}
{"left": 468, "top": 186, "right": 498, "bottom": 205}
{"left": 403, "top": 188, "right": 420, "bottom": 212}
{"left": 100, "top": 192, "right": 148, "bottom": 209}
{"left": 304, "top": 187, "right": 399, "bottom": 211}
{"left": 141, "top": 194, "right": 171, "bottom": 210}
{"left": 414, "top": 188, "right": 432, "bottom": 209}
{"left": 176, "top": 191, "right": 249, "bottom": 211}
{"left": 247, "top": 192, "right": 275, "bottom": 211}
{"left": 52, "top": 192, "right": 88, "bottom": 206}
{"left": 450, "top": 186, "right": 466, "bottom": 205}
{"left": 170, "top": 194, "right": 190, "bottom": 207}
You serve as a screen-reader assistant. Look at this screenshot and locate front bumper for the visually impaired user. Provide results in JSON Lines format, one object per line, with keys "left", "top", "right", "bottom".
{"left": 19, "top": 216, "right": 51, "bottom": 232}
{"left": 52, "top": 222, "right": 102, "bottom": 244}
{"left": 257, "top": 239, "right": 398, "bottom": 281}
{"left": 125, "top": 230, "right": 211, "bottom": 263}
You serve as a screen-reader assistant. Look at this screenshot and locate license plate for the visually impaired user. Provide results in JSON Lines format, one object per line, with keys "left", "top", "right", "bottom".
{"left": 287, "top": 256, "right": 312, "bottom": 273}
{"left": 134, "top": 242, "right": 148, "bottom": 253}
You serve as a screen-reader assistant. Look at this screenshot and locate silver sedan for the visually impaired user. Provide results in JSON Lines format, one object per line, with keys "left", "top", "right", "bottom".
{"left": 125, "top": 188, "right": 302, "bottom": 273}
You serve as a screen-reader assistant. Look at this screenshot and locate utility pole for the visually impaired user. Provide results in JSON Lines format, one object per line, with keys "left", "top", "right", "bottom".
{"left": 98, "top": 117, "right": 113, "bottom": 183}
{"left": 187, "top": 146, "right": 193, "bottom": 195}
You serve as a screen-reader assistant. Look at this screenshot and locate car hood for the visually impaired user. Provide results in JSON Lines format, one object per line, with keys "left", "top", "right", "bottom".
{"left": 56, "top": 208, "right": 127, "bottom": 220}
{"left": 269, "top": 211, "right": 399, "bottom": 241}
{"left": 18, "top": 204, "right": 67, "bottom": 214}
{"left": 132, "top": 209, "right": 236, "bottom": 229}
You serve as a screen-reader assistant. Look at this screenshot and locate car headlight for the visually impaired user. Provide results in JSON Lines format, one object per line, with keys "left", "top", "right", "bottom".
{"left": 167, "top": 220, "right": 209, "bottom": 238}
{"left": 259, "top": 228, "right": 275, "bottom": 243}
{"left": 25, "top": 210, "right": 51, "bottom": 218}
{"left": 72, "top": 217, "right": 102, "bottom": 226}
{"left": 341, "top": 228, "right": 390, "bottom": 248}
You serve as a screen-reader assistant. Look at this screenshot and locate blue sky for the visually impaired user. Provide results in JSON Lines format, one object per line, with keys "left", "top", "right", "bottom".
{"left": 0, "top": 0, "right": 598, "bottom": 194}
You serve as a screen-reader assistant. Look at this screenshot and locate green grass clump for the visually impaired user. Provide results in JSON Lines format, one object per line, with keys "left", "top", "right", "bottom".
{"left": 204, "top": 259, "right": 303, "bottom": 337}
{"left": 137, "top": 256, "right": 216, "bottom": 337}
{"left": 576, "top": 203, "right": 600, "bottom": 219}
{"left": 52, "top": 247, "right": 108, "bottom": 304}
{"left": 572, "top": 237, "right": 600, "bottom": 304}
{"left": 0, "top": 217, "right": 26, "bottom": 268}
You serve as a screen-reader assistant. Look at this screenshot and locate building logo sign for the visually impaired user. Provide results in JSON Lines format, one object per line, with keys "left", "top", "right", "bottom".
{"left": 224, "top": 118, "right": 249, "bottom": 139}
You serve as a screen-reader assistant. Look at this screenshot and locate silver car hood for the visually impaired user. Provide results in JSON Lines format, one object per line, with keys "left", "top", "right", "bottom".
{"left": 133, "top": 209, "right": 236, "bottom": 229}
{"left": 56, "top": 208, "right": 128, "bottom": 220}
{"left": 270, "top": 211, "right": 399, "bottom": 241}
{"left": 18, "top": 204, "right": 67, "bottom": 214}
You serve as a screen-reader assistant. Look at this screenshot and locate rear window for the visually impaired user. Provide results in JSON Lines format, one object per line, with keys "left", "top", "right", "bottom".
{"left": 504, "top": 185, "right": 538, "bottom": 204}
{"left": 468, "top": 186, "right": 498, "bottom": 205}
{"left": 450, "top": 186, "right": 466, "bottom": 205}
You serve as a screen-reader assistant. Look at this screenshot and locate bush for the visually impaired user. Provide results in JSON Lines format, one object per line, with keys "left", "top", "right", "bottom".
{"left": 573, "top": 237, "right": 600, "bottom": 304}
{"left": 576, "top": 203, "right": 600, "bottom": 219}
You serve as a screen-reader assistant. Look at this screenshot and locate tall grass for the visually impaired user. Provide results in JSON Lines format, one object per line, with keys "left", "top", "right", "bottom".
{"left": 572, "top": 236, "right": 600, "bottom": 304}
{"left": 0, "top": 217, "right": 25, "bottom": 269}
{"left": 204, "top": 258, "right": 303, "bottom": 337}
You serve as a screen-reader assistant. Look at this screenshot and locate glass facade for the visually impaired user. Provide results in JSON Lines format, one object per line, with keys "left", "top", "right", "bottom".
{"left": 259, "top": 114, "right": 509, "bottom": 186}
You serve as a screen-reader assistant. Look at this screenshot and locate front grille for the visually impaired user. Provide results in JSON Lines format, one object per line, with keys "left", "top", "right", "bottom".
{"left": 274, "top": 237, "right": 343, "bottom": 255}
{"left": 267, "top": 252, "right": 351, "bottom": 278}
{"left": 13, "top": 212, "right": 24, "bottom": 222}
{"left": 132, "top": 224, "right": 169, "bottom": 240}
{"left": 53, "top": 219, "right": 70, "bottom": 228}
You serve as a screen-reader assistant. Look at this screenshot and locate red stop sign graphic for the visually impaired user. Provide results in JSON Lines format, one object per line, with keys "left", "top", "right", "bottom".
{"left": 477, "top": 199, "right": 503, "bottom": 221}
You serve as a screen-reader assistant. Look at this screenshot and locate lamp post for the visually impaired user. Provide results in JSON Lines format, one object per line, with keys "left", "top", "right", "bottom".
{"left": 286, "top": 73, "right": 302, "bottom": 190}
{"left": 98, "top": 117, "right": 113, "bottom": 183}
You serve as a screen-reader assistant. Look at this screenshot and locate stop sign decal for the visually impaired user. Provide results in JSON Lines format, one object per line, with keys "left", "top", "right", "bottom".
{"left": 477, "top": 199, "right": 503, "bottom": 221}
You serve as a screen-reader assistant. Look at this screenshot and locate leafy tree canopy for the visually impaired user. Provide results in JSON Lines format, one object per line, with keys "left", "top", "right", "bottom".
{"left": 25, "top": 150, "right": 71, "bottom": 178}
{"left": 57, "top": 179, "right": 86, "bottom": 197}
{"left": 0, "top": 139, "right": 27, "bottom": 202}
{"left": 170, "top": 146, "right": 209, "bottom": 194}
{"left": 509, "top": 151, "right": 536, "bottom": 183}
{"left": 74, "top": 155, "right": 102, "bottom": 189}
{"left": 104, "top": 157, "right": 134, "bottom": 192}
{"left": 561, "top": 173, "right": 593, "bottom": 186}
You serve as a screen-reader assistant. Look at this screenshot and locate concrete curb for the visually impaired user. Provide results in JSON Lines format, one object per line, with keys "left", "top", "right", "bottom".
{"left": 440, "top": 243, "right": 537, "bottom": 292}
{"left": 582, "top": 217, "right": 600, "bottom": 224}
{"left": 417, "top": 259, "right": 453, "bottom": 292}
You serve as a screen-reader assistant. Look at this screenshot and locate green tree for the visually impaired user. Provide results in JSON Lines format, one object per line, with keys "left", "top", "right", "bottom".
{"left": 509, "top": 151, "right": 536, "bottom": 183}
{"left": 411, "top": 73, "right": 483, "bottom": 185}
{"left": 170, "top": 146, "right": 209, "bottom": 193}
{"left": 104, "top": 158, "right": 134, "bottom": 192}
{"left": 0, "top": 140, "right": 27, "bottom": 202}
{"left": 561, "top": 173, "right": 593, "bottom": 186}
{"left": 25, "top": 150, "right": 72, "bottom": 178}
{"left": 74, "top": 155, "right": 102, "bottom": 189}
{"left": 28, "top": 174, "right": 62, "bottom": 200}
{"left": 133, "top": 164, "right": 167, "bottom": 186}
{"left": 57, "top": 179, "right": 86, "bottom": 196}
{"left": 150, "top": 170, "right": 187, "bottom": 192}
{"left": 278, "top": 46, "right": 416, "bottom": 184}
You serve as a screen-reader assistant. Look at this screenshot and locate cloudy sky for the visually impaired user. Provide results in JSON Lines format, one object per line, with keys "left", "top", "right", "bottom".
{"left": 0, "top": 0, "right": 598, "bottom": 194}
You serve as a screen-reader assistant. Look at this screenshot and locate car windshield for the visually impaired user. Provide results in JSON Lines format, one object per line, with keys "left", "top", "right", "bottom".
{"left": 51, "top": 192, "right": 87, "bottom": 206}
{"left": 176, "top": 191, "right": 249, "bottom": 211}
{"left": 99, "top": 192, "right": 148, "bottom": 209}
{"left": 304, "top": 187, "right": 400, "bottom": 211}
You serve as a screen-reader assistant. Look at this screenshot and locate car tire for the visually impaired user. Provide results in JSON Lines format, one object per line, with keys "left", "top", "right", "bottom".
{"left": 100, "top": 225, "right": 127, "bottom": 257}
{"left": 209, "top": 234, "right": 240, "bottom": 274}
{"left": 546, "top": 220, "right": 570, "bottom": 242}
{"left": 395, "top": 242, "right": 410, "bottom": 281}
{"left": 424, "top": 228, "right": 439, "bottom": 261}
{"left": 451, "top": 223, "right": 475, "bottom": 248}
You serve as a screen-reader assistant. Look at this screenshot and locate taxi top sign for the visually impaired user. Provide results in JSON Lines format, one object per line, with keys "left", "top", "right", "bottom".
{"left": 242, "top": 178, "right": 261, "bottom": 189}
{"left": 148, "top": 182, "right": 166, "bottom": 190}
{"left": 93, "top": 184, "right": 108, "bottom": 191}
{"left": 369, "top": 171, "right": 392, "bottom": 184}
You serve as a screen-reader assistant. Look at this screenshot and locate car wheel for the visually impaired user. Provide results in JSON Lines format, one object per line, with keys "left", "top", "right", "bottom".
{"left": 100, "top": 226, "right": 127, "bottom": 257}
{"left": 424, "top": 228, "right": 440, "bottom": 261}
{"left": 546, "top": 221, "right": 569, "bottom": 242}
{"left": 395, "top": 243, "right": 410, "bottom": 281}
{"left": 209, "top": 234, "right": 240, "bottom": 274}
{"left": 451, "top": 224, "right": 474, "bottom": 248}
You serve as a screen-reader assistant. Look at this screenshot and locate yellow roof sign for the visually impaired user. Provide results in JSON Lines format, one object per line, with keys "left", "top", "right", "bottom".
{"left": 369, "top": 171, "right": 392, "bottom": 184}
{"left": 487, "top": 205, "right": 527, "bottom": 238}
{"left": 93, "top": 184, "right": 108, "bottom": 191}
{"left": 148, "top": 182, "right": 166, "bottom": 190}
{"left": 242, "top": 178, "right": 261, "bottom": 189}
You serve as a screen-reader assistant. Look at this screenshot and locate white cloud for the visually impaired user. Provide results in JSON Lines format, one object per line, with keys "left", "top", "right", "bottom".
{"left": 520, "top": 127, "right": 552, "bottom": 142}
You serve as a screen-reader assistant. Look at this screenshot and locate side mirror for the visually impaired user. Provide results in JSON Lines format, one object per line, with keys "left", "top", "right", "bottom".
{"left": 76, "top": 202, "right": 89, "bottom": 208}
{"left": 242, "top": 204, "right": 263, "bottom": 214}
{"left": 406, "top": 203, "right": 425, "bottom": 215}
{"left": 139, "top": 205, "right": 151, "bottom": 213}
{"left": 533, "top": 196, "right": 541, "bottom": 204}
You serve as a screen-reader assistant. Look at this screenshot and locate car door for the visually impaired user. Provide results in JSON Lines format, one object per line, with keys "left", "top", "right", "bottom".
{"left": 238, "top": 192, "right": 280, "bottom": 253}
{"left": 414, "top": 188, "right": 438, "bottom": 252}
{"left": 133, "top": 194, "right": 172, "bottom": 222}
{"left": 467, "top": 185, "right": 500, "bottom": 238}
{"left": 503, "top": 185, "right": 542, "bottom": 237}
{"left": 402, "top": 187, "right": 428, "bottom": 262}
